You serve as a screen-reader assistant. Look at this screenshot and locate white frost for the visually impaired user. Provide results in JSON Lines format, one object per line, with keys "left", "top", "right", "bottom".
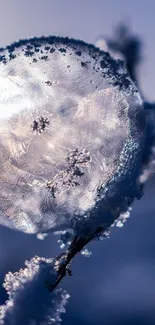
{"left": 0, "top": 256, "right": 70, "bottom": 325}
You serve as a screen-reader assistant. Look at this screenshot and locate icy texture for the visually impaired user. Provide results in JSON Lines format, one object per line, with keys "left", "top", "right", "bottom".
{"left": 0, "top": 256, "right": 70, "bottom": 325}
{"left": 139, "top": 102, "right": 155, "bottom": 183}
{"left": 112, "top": 207, "right": 132, "bottom": 228}
{"left": 0, "top": 36, "right": 144, "bottom": 235}
{"left": 57, "top": 230, "right": 73, "bottom": 249}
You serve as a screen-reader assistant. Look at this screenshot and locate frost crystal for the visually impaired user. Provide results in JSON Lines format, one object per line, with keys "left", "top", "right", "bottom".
{"left": 112, "top": 207, "right": 132, "bottom": 228}
{"left": 0, "top": 36, "right": 144, "bottom": 236}
{"left": 140, "top": 102, "right": 155, "bottom": 183}
{"left": 57, "top": 230, "right": 73, "bottom": 249}
{"left": 0, "top": 256, "right": 70, "bottom": 325}
{"left": 81, "top": 248, "right": 92, "bottom": 257}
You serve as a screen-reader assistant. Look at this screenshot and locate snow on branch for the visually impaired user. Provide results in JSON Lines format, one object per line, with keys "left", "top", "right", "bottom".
{"left": 0, "top": 256, "right": 70, "bottom": 325}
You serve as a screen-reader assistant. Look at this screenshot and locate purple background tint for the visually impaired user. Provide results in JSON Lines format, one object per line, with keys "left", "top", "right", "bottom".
{"left": 0, "top": 0, "right": 155, "bottom": 100}
{"left": 0, "top": 1, "right": 155, "bottom": 324}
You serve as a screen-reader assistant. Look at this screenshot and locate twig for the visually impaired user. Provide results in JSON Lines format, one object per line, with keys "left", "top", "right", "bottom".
{"left": 45, "top": 227, "right": 104, "bottom": 292}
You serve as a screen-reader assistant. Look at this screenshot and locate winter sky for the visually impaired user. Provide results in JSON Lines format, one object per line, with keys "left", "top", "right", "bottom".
{"left": 0, "top": 0, "right": 155, "bottom": 101}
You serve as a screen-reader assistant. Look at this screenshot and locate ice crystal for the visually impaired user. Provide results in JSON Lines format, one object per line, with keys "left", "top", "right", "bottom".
{"left": 0, "top": 36, "right": 144, "bottom": 238}
{"left": 81, "top": 248, "right": 92, "bottom": 257}
{"left": 113, "top": 207, "right": 132, "bottom": 228}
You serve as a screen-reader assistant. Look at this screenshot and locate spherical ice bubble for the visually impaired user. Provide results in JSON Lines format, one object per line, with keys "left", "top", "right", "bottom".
{"left": 0, "top": 36, "right": 145, "bottom": 235}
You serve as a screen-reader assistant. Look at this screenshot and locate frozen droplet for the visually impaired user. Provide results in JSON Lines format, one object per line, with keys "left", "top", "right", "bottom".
{"left": 0, "top": 36, "right": 144, "bottom": 236}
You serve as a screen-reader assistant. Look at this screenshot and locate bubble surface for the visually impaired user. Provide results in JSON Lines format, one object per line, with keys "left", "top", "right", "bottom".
{"left": 0, "top": 36, "right": 144, "bottom": 234}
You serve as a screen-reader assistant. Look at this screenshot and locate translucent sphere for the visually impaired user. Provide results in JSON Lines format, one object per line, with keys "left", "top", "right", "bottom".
{"left": 0, "top": 36, "right": 144, "bottom": 234}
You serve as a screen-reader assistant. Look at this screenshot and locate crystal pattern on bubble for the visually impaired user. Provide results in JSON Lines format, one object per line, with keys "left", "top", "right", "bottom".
{"left": 0, "top": 36, "right": 144, "bottom": 235}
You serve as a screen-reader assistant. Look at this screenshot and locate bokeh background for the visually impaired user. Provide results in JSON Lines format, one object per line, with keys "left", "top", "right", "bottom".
{"left": 0, "top": 1, "right": 155, "bottom": 324}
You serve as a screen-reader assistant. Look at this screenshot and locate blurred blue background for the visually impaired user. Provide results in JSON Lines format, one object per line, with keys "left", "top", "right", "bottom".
{"left": 0, "top": 1, "right": 155, "bottom": 324}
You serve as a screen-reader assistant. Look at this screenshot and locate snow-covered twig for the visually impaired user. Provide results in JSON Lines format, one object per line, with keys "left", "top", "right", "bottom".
{"left": 0, "top": 256, "right": 70, "bottom": 325}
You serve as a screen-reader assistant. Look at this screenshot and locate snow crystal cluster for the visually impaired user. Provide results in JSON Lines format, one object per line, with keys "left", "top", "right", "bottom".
{"left": 81, "top": 248, "right": 92, "bottom": 257}
{"left": 0, "top": 36, "right": 144, "bottom": 239}
{"left": 112, "top": 207, "right": 132, "bottom": 228}
{"left": 0, "top": 256, "right": 70, "bottom": 325}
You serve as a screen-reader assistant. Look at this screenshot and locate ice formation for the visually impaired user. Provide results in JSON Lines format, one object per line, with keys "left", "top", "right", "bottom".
{"left": 0, "top": 256, "right": 70, "bottom": 325}
{"left": 0, "top": 36, "right": 144, "bottom": 236}
{"left": 139, "top": 102, "right": 155, "bottom": 183}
